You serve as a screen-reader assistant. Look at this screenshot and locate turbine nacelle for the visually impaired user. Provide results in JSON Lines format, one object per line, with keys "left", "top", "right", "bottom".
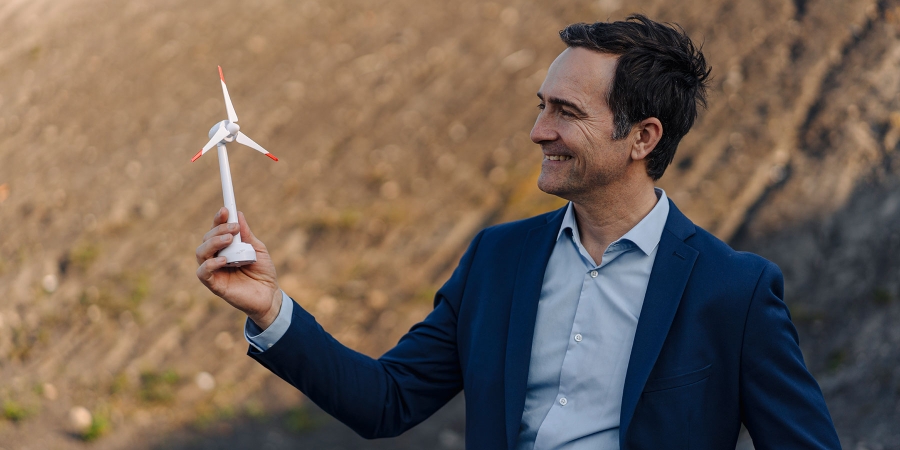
{"left": 207, "top": 120, "right": 239, "bottom": 144}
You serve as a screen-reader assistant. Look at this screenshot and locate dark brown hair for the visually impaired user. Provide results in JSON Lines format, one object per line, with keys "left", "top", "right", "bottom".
{"left": 560, "top": 15, "right": 711, "bottom": 180}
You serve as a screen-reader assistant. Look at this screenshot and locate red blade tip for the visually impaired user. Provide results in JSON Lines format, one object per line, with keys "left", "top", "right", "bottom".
{"left": 218, "top": 66, "right": 224, "bottom": 82}
{"left": 191, "top": 150, "right": 203, "bottom": 162}
{"left": 266, "top": 153, "right": 279, "bottom": 162}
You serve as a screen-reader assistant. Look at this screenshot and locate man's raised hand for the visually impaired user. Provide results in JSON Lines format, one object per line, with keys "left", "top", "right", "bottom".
{"left": 196, "top": 207, "right": 282, "bottom": 329}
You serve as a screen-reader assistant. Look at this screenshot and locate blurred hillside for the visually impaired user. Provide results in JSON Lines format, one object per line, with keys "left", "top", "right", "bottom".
{"left": 0, "top": 0, "right": 898, "bottom": 448}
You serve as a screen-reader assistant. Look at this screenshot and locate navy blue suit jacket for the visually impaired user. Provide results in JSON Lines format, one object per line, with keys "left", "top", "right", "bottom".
{"left": 250, "top": 200, "right": 841, "bottom": 449}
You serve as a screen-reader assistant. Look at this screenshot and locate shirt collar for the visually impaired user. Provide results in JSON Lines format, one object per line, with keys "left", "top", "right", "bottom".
{"left": 556, "top": 188, "right": 670, "bottom": 256}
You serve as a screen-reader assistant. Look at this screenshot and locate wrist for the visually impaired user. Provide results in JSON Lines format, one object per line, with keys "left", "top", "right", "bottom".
{"left": 250, "top": 288, "right": 282, "bottom": 330}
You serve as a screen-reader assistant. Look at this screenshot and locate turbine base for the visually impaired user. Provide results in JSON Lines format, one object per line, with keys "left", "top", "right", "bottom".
{"left": 217, "top": 241, "right": 257, "bottom": 267}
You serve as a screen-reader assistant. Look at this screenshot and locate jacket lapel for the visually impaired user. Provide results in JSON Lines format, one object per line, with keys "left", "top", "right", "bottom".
{"left": 619, "top": 199, "right": 698, "bottom": 447}
{"left": 504, "top": 207, "right": 566, "bottom": 450}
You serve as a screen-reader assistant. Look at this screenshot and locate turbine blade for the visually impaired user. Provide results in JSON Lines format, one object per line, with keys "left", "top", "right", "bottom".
{"left": 219, "top": 66, "right": 239, "bottom": 123}
{"left": 236, "top": 132, "right": 278, "bottom": 161}
{"left": 192, "top": 127, "right": 230, "bottom": 162}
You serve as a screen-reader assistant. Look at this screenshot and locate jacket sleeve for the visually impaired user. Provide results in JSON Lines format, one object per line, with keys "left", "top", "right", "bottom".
{"left": 248, "top": 230, "right": 485, "bottom": 439}
{"left": 740, "top": 261, "right": 842, "bottom": 449}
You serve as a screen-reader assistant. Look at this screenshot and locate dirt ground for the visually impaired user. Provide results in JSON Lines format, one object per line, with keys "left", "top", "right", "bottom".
{"left": 0, "top": 0, "right": 899, "bottom": 448}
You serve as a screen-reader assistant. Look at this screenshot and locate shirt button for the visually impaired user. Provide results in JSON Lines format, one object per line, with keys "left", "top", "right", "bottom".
{"left": 590, "top": 270, "right": 598, "bottom": 278}
{"left": 267, "top": 343, "right": 273, "bottom": 348}
{"left": 574, "top": 333, "right": 583, "bottom": 342}
{"left": 559, "top": 397, "right": 568, "bottom": 406}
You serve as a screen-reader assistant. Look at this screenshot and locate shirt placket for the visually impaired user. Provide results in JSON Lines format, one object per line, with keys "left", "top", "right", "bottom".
{"left": 534, "top": 248, "right": 616, "bottom": 447}
{"left": 533, "top": 265, "right": 596, "bottom": 447}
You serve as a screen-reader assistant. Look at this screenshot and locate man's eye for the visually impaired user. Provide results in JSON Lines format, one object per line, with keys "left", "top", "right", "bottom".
{"left": 537, "top": 103, "right": 545, "bottom": 110}
{"left": 560, "top": 109, "right": 575, "bottom": 117}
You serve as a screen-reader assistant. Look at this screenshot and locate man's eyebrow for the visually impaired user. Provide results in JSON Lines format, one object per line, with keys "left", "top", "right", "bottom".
{"left": 536, "top": 93, "right": 586, "bottom": 116}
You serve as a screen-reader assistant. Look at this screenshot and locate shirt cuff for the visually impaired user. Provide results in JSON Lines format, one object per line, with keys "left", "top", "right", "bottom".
{"left": 244, "top": 290, "right": 293, "bottom": 352}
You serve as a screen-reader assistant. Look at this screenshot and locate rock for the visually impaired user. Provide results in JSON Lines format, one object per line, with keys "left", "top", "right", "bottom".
{"left": 42, "top": 274, "right": 58, "bottom": 293}
{"left": 215, "top": 331, "right": 234, "bottom": 350}
{"left": 195, "top": 372, "right": 215, "bottom": 392}
{"left": 42, "top": 383, "right": 57, "bottom": 400}
{"left": 86, "top": 305, "right": 102, "bottom": 323}
{"left": 69, "top": 406, "right": 92, "bottom": 432}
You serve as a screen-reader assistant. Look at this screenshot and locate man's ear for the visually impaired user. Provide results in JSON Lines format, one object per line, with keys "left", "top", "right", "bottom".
{"left": 630, "top": 117, "right": 663, "bottom": 161}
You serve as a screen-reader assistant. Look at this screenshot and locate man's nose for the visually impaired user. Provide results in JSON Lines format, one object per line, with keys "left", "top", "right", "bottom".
{"left": 530, "top": 113, "right": 556, "bottom": 144}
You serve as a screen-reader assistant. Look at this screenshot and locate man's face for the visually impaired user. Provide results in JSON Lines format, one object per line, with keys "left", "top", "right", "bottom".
{"left": 531, "top": 47, "right": 634, "bottom": 201}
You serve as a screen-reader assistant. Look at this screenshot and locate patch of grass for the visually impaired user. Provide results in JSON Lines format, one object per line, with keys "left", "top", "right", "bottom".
{"left": 80, "top": 415, "right": 110, "bottom": 441}
{"left": 192, "top": 413, "right": 215, "bottom": 429}
{"left": 244, "top": 400, "right": 266, "bottom": 421}
{"left": 339, "top": 209, "right": 361, "bottom": 229}
{"left": 284, "top": 406, "right": 323, "bottom": 433}
{"left": 29, "top": 45, "right": 42, "bottom": 60}
{"left": 192, "top": 404, "right": 237, "bottom": 430}
{"left": 307, "top": 208, "right": 363, "bottom": 234}
{"left": 69, "top": 242, "right": 101, "bottom": 272}
{"left": 110, "top": 373, "right": 129, "bottom": 396}
{"left": 16, "top": 246, "right": 29, "bottom": 264}
{"left": 216, "top": 405, "right": 236, "bottom": 421}
{"left": 826, "top": 348, "right": 847, "bottom": 372}
{"left": 872, "top": 288, "right": 893, "bottom": 306}
{"left": 414, "top": 286, "right": 437, "bottom": 305}
{"left": 192, "top": 405, "right": 217, "bottom": 430}
{"left": 3, "top": 400, "right": 30, "bottom": 422}
{"left": 786, "top": 303, "right": 824, "bottom": 325}
{"left": 129, "top": 272, "right": 150, "bottom": 306}
{"left": 139, "top": 369, "right": 180, "bottom": 404}
{"left": 9, "top": 327, "right": 40, "bottom": 361}
{"left": 84, "top": 271, "right": 151, "bottom": 318}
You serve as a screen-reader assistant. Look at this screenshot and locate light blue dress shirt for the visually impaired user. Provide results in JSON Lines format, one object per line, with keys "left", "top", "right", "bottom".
{"left": 246, "top": 189, "right": 669, "bottom": 449}
{"left": 516, "top": 188, "right": 668, "bottom": 450}
{"left": 245, "top": 291, "right": 293, "bottom": 352}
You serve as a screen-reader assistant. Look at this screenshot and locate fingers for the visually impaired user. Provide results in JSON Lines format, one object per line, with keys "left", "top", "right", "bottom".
{"left": 196, "top": 232, "right": 234, "bottom": 265}
{"left": 203, "top": 222, "right": 240, "bottom": 243}
{"left": 197, "top": 210, "right": 267, "bottom": 267}
{"left": 196, "top": 255, "right": 228, "bottom": 287}
{"left": 212, "top": 207, "right": 229, "bottom": 228}
{"left": 238, "top": 211, "right": 253, "bottom": 240}
{"left": 198, "top": 208, "right": 241, "bottom": 265}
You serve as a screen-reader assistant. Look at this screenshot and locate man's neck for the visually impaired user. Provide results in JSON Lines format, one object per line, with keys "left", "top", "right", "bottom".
{"left": 571, "top": 184, "right": 660, "bottom": 264}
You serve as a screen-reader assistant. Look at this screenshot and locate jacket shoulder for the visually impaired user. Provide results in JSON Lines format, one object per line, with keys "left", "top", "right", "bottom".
{"left": 666, "top": 198, "right": 777, "bottom": 274}
{"left": 686, "top": 225, "right": 779, "bottom": 275}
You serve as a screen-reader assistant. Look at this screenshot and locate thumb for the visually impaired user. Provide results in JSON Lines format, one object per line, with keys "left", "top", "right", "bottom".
{"left": 237, "top": 211, "right": 266, "bottom": 251}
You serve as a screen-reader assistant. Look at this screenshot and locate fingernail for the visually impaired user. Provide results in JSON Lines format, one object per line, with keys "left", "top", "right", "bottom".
{"left": 228, "top": 223, "right": 238, "bottom": 231}
{"left": 221, "top": 234, "right": 231, "bottom": 242}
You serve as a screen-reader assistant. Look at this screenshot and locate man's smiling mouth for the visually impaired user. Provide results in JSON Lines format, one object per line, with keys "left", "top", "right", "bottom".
{"left": 544, "top": 155, "right": 572, "bottom": 161}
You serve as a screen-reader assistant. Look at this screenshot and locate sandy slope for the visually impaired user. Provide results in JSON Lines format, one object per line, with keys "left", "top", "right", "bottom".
{"left": 0, "top": 0, "right": 898, "bottom": 448}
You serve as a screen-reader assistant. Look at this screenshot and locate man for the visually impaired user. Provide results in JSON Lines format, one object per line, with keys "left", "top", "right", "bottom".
{"left": 196, "top": 15, "right": 841, "bottom": 449}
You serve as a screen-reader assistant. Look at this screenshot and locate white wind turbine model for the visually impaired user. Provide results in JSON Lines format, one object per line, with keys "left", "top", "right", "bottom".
{"left": 192, "top": 66, "right": 278, "bottom": 267}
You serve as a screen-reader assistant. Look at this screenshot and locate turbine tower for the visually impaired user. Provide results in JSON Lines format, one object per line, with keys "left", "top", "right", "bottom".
{"left": 193, "top": 66, "right": 278, "bottom": 266}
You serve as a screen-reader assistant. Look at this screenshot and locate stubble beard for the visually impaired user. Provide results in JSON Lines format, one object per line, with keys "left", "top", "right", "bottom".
{"left": 537, "top": 149, "right": 628, "bottom": 204}
{"left": 537, "top": 167, "right": 573, "bottom": 200}
{"left": 537, "top": 151, "right": 583, "bottom": 202}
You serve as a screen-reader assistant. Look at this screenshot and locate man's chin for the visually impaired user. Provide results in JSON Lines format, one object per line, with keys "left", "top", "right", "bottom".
{"left": 536, "top": 176, "right": 573, "bottom": 200}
